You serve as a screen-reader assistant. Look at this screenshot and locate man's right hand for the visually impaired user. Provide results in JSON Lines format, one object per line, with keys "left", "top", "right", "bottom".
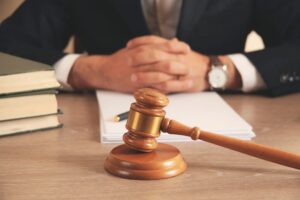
{"left": 68, "top": 38, "right": 190, "bottom": 93}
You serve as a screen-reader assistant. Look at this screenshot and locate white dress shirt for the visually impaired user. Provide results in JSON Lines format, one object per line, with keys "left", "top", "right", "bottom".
{"left": 54, "top": 0, "right": 266, "bottom": 92}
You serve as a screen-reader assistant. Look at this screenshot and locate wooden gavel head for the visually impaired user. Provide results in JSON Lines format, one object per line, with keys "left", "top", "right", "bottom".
{"left": 123, "top": 88, "right": 168, "bottom": 152}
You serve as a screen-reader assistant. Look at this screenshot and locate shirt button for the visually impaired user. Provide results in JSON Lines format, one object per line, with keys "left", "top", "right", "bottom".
{"left": 280, "top": 74, "right": 289, "bottom": 83}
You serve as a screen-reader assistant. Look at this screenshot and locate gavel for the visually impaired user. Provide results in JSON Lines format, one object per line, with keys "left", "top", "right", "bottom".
{"left": 122, "top": 88, "right": 300, "bottom": 170}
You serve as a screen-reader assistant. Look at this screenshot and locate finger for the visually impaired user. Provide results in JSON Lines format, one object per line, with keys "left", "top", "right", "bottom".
{"left": 131, "top": 48, "right": 170, "bottom": 66}
{"left": 127, "top": 35, "right": 168, "bottom": 48}
{"left": 152, "top": 79, "right": 194, "bottom": 93}
{"left": 129, "top": 38, "right": 190, "bottom": 54}
{"left": 155, "top": 40, "right": 191, "bottom": 54}
{"left": 131, "top": 72, "right": 176, "bottom": 85}
{"left": 135, "top": 60, "right": 189, "bottom": 76}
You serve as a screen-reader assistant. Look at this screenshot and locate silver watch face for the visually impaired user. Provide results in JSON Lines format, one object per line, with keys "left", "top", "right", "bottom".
{"left": 208, "top": 67, "right": 228, "bottom": 89}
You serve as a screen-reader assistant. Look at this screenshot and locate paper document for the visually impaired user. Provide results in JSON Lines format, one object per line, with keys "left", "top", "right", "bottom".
{"left": 96, "top": 90, "right": 255, "bottom": 143}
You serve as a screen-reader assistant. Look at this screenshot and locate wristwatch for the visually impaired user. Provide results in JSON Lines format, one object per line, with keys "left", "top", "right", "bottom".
{"left": 208, "top": 56, "right": 229, "bottom": 90}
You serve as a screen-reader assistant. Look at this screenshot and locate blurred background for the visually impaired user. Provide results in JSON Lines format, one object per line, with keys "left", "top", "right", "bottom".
{"left": 0, "top": 0, "right": 265, "bottom": 53}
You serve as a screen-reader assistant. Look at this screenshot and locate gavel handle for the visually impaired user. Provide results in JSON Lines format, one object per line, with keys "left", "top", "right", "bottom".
{"left": 161, "top": 118, "right": 300, "bottom": 170}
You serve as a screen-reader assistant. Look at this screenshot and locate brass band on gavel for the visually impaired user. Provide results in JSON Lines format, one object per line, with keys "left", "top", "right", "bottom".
{"left": 126, "top": 108, "right": 163, "bottom": 138}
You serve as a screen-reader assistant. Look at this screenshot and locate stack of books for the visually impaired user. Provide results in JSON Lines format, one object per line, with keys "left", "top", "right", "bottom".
{"left": 0, "top": 52, "right": 62, "bottom": 136}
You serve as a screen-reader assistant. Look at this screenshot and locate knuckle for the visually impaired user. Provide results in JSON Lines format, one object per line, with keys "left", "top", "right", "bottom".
{"left": 177, "top": 40, "right": 190, "bottom": 49}
{"left": 164, "top": 61, "right": 175, "bottom": 72}
{"left": 131, "top": 50, "right": 148, "bottom": 65}
{"left": 129, "top": 39, "right": 137, "bottom": 45}
{"left": 178, "top": 63, "right": 188, "bottom": 74}
{"left": 136, "top": 46, "right": 148, "bottom": 53}
{"left": 165, "top": 41, "right": 174, "bottom": 50}
{"left": 131, "top": 54, "right": 140, "bottom": 66}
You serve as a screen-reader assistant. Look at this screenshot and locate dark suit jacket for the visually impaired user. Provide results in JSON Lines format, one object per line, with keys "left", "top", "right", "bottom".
{"left": 0, "top": 0, "right": 300, "bottom": 96}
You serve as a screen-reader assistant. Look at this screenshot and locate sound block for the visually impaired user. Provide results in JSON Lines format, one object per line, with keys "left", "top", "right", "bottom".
{"left": 104, "top": 143, "right": 187, "bottom": 180}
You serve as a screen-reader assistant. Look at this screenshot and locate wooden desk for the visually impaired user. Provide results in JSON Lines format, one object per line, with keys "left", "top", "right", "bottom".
{"left": 0, "top": 93, "right": 299, "bottom": 200}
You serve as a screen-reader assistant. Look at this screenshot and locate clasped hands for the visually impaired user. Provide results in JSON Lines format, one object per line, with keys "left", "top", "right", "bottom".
{"left": 69, "top": 35, "right": 212, "bottom": 93}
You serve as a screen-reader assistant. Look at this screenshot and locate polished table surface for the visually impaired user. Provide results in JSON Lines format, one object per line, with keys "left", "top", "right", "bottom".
{"left": 0, "top": 92, "right": 300, "bottom": 200}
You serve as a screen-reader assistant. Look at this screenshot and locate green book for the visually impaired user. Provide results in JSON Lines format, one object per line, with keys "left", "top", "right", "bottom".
{"left": 0, "top": 90, "right": 60, "bottom": 122}
{"left": 0, "top": 113, "right": 63, "bottom": 137}
{"left": 0, "top": 52, "right": 61, "bottom": 96}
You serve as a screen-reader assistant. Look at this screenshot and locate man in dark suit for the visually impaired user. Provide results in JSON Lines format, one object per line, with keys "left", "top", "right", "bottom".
{"left": 0, "top": 0, "right": 299, "bottom": 96}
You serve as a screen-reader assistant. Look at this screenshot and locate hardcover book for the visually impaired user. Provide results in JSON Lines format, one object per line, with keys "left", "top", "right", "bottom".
{"left": 0, "top": 52, "right": 60, "bottom": 95}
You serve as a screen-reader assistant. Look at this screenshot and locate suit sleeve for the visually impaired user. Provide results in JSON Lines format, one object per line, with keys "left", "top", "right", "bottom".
{"left": 245, "top": 0, "right": 300, "bottom": 96}
{"left": 0, "top": 0, "right": 73, "bottom": 65}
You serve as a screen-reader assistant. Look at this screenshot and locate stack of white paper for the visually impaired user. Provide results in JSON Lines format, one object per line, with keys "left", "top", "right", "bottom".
{"left": 96, "top": 90, "right": 255, "bottom": 143}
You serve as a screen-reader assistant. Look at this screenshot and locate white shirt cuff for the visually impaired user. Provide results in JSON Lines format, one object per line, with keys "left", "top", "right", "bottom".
{"left": 228, "top": 54, "right": 266, "bottom": 92}
{"left": 54, "top": 54, "right": 81, "bottom": 90}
